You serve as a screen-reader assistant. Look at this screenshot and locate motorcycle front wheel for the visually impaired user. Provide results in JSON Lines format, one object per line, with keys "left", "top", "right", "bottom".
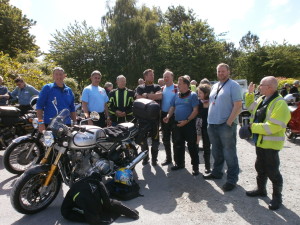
{"left": 10, "top": 171, "right": 61, "bottom": 214}
{"left": 3, "top": 139, "right": 44, "bottom": 175}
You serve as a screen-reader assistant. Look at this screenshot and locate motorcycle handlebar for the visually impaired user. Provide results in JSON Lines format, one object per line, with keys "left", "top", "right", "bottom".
{"left": 73, "top": 125, "right": 94, "bottom": 134}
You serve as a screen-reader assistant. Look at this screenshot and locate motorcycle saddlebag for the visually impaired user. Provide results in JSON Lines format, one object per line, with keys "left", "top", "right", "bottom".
{"left": 0, "top": 106, "right": 21, "bottom": 117}
{"left": 132, "top": 99, "right": 160, "bottom": 121}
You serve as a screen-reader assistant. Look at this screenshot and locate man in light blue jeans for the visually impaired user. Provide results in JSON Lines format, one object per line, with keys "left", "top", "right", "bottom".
{"left": 204, "top": 63, "right": 242, "bottom": 192}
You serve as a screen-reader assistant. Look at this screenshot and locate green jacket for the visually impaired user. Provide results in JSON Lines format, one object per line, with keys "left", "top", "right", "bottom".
{"left": 108, "top": 88, "right": 134, "bottom": 124}
{"left": 245, "top": 92, "right": 291, "bottom": 150}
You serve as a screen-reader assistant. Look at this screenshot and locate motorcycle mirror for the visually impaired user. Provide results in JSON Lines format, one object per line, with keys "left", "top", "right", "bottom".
{"left": 90, "top": 111, "right": 100, "bottom": 121}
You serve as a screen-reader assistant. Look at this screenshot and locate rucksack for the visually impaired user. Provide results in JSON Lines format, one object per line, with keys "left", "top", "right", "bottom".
{"left": 106, "top": 179, "right": 143, "bottom": 201}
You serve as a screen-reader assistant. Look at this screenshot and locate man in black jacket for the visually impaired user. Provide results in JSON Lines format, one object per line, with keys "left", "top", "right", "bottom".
{"left": 61, "top": 173, "right": 139, "bottom": 225}
{"left": 108, "top": 75, "right": 135, "bottom": 125}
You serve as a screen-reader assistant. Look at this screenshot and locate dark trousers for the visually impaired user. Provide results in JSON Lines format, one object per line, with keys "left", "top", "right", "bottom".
{"left": 173, "top": 119, "right": 199, "bottom": 169}
{"left": 201, "top": 126, "right": 211, "bottom": 168}
{"left": 140, "top": 120, "right": 160, "bottom": 162}
{"left": 160, "top": 111, "right": 175, "bottom": 161}
{"left": 255, "top": 147, "right": 283, "bottom": 186}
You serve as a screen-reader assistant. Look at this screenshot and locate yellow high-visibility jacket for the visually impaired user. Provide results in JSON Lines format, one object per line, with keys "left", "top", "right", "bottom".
{"left": 245, "top": 93, "right": 291, "bottom": 150}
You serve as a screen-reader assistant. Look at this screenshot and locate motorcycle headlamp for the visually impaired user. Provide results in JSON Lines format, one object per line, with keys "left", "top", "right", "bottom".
{"left": 32, "top": 118, "right": 39, "bottom": 129}
{"left": 43, "top": 131, "right": 54, "bottom": 147}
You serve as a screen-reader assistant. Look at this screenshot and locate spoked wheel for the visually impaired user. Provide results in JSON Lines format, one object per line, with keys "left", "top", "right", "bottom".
{"left": 10, "top": 171, "right": 61, "bottom": 214}
{"left": 3, "top": 140, "right": 44, "bottom": 175}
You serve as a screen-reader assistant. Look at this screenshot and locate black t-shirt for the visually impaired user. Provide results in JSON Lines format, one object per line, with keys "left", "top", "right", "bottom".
{"left": 290, "top": 86, "right": 299, "bottom": 94}
{"left": 136, "top": 84, "right": 161, "bottom": 96}
{"left": 198, "top": 100, "right": 208, "bottom": 128}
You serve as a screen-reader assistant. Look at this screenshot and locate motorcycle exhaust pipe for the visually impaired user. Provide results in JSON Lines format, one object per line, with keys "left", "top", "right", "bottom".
{"left": 126, "top": 150, "right": 149, "bottom": 170}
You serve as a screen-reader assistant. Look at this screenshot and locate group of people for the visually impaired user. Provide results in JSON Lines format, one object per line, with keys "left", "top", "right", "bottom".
{"left": 1, "top": 63, "right": 294, "bottom": 216}
{"left": 280, "top": 80, "right": 299, "bottom": 97}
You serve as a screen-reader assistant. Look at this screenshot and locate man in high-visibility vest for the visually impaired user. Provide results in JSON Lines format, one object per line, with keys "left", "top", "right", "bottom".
{"left": 244, "top": 76, "right": 291, "bottom": 210}
{"left": 108, "top": 75, "right": 135, "bottom": 125}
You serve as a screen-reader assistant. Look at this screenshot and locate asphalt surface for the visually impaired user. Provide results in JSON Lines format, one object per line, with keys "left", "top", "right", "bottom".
{"left": 0, "top": 133, "right": 300, "bottom": 225}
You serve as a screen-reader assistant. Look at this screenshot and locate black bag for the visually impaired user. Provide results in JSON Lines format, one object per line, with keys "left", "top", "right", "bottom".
{"left": 132, "top": 99, "right": 160, "bottom": 121}
{"left": 106, "top": 180, "right": 143, "bottom": 201}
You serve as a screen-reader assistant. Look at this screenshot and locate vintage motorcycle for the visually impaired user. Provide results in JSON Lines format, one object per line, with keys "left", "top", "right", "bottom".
{"left": 3, "top": 100, "right": 85, "bottom": 175}
{"left": 10, "top": 104, "right": 157, "bottom": 214}
{"left": 284, "top": 93, "right": 300, "bottom": 141}
{"left": 0, "top": 106, "right": 36, "bottom": 150}
{"left": 3, "top": 126, "right": 44, "bottom": 175}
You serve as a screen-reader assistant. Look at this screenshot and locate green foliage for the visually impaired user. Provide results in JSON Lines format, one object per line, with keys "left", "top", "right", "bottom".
{"left": 277, "top": 77, "right": 298, "bottom": 89}
{"left": 0, "top": 0, "right": 39, "bottom": 57}
{"left": 48, "top": 21, "right": 105, "bottom": 89}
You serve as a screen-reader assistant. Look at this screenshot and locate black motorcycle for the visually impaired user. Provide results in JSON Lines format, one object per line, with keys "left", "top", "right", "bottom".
{"left": 0, "top": 106, "right": 36, "bottom": 150}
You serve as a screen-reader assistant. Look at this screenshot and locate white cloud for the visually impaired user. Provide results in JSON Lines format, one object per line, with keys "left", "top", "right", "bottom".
{"left": 10, "top": 0, "right": 32, "bottom": 15}
{"left": 260, "top": 20, "right": 300, "bottom": 45}
{"left": 138, "top": 0, "right": 255, "bottom": 35}
{"left": 261, "top": 14, "right": 276, "bottom": 28}
{"left": 269, "top": 0, "right": 289, "bottom": 8}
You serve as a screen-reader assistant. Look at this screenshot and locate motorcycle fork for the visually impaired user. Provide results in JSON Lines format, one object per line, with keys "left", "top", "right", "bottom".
{"left": 43, "top": 146, "right": 66, "bottom": 187}
{"left": 40, "top": 147, "right": 53, "bottom": 165}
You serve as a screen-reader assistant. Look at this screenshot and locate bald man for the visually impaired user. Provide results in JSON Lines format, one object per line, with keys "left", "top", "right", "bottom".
{"left": 244, "top": 76, "right": 290, "bottom": 210}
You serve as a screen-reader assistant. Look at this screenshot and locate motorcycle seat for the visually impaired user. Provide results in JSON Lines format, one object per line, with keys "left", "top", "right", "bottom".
{"left": 118, "top": 122, "right": 135, "bottom": 132}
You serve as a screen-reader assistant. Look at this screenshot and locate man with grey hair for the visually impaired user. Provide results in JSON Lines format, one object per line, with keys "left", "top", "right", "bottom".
{"left": 289, "top": 80, "right": 299, "bottom": 94}
{"left": 82, "top": 70, "right": 111, "bottom": 127}
{"left": 244, "top": 76, "right": 290, "bottom": 210}
{"left": 36, "top": 67, "right": 76, "bottom": 133}
{"left": 104, "top": 82, "right": 113, "bottom": 96}
{"left": 108, "top": 75, "right": 134, "bottom": 125}
{"left": 0, "top": 76, "right": 9, "bottom": 106}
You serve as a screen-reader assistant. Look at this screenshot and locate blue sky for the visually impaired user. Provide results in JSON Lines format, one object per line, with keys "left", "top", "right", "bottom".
{"left": 10, "top": 0, "right": 300, "bottom": 53}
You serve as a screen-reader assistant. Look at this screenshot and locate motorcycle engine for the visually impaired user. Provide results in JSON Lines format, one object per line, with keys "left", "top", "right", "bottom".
{"left": 67, "top": 149, "right": 114, "bottom": 177}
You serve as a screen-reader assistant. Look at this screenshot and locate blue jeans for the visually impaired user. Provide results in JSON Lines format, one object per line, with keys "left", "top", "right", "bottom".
{"left": 208, "top": 123, "right": 239, "bottom": 184}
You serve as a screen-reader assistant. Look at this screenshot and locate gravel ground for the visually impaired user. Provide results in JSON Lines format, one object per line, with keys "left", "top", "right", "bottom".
{"left": 0, "top": 133, "right": 300, "bottom": 225}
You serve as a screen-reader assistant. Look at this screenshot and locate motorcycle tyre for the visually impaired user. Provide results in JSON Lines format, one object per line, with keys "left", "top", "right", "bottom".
{"left": 10, "top": 167, "right": 62, "bottom": 214}
{"left": 3, "top": 139, "right": 44, "bottom": 175}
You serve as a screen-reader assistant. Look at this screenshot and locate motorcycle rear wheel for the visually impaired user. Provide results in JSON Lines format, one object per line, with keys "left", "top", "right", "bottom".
{"left": 3, "top": 139, "right": 44, "bottom": 175}
{"left": 10, "top": 171, "right": 61, "bottom": 214}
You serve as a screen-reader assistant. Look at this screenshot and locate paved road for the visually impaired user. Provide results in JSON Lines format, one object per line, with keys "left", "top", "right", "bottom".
{"left": 0, "top": 134, "right": 300, "bottom": 225}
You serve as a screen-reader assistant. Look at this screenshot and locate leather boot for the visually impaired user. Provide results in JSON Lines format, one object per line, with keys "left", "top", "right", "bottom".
{"left": 268, "top": 184, "right": 282, "bottom": 210}
{"left": 204, "top": 153, "right": 211, "bottom": 174}
{"left": 111, "top": 200, "right": 139, "bottom": 219}
{"left": 246, "top": 177, "right": 267, "bottom": 197}
{"left": 151, "top": 146, "right": 158, "bottom": 166}
{"left": 162, "top": 146, "right": 172, "bottom": 166}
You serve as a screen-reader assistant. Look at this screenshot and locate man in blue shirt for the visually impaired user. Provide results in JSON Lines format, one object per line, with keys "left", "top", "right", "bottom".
{"left": 81, "top": 70, "right": 111, "bottom": 128}
{"left": 10, "top": 77, "right": 39, "bottom": 113}
{"left": 0, "top": 76, "right": 9, "bottom": 106}
{"left": 36, "top": 67, "right": 76, "bottom": 133}
{"left": 156, "top": 69, "right": 177, "bottom": 166}
{"left": 204, "top": 63, "right": 242, "bottom": 192}
{"left": 163, "top": 76, "right": 199, "bottom": 176}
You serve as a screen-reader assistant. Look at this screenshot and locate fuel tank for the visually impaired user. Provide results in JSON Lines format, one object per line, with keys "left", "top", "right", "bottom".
{"left": 69, "top": 125, "right": 106, "bottom": 149}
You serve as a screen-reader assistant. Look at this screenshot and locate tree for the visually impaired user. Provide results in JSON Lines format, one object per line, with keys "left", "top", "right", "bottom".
{"left": 0, "top": 0, "right": 38, "bottom": 57}
{"left": 239, "top": 31, "right": 260, "bottom": 53}
{"left": 48, "top": 21, "right": 106, "bottom": 88}
{"left": 158, "top": 6, "right": 225, "bottom": 81}
{"left": 102, "top": 0, "right": 161, "bottom": 86}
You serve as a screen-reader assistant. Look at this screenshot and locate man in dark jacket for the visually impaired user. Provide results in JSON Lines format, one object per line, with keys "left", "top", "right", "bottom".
{"left": 108, "top": 75, "right": 135, "bottom": 125}
{"left": 61, "top": 173, "right": 139, "bottom": 225}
